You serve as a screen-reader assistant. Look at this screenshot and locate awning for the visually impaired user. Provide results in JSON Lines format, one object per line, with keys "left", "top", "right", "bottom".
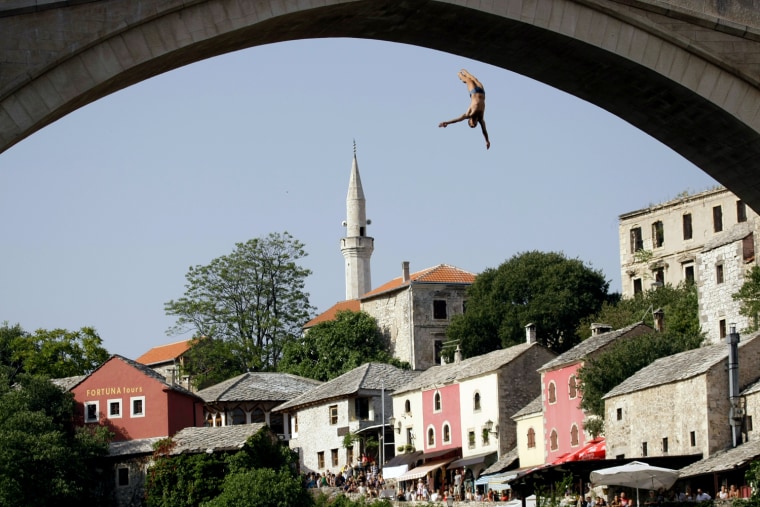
{"left": 395, "top": 459, "right": 454, "bottom": 482}
{"left": 448, "top": 451, "right": 497, "bottom": 470}
{"left": 385, "top": 450, "right": 422, "bottom": 467}
{"left": 420, "top": 447, "right": 460, "bottom": 461}
{"left": 382, "top": 464, "right": 408, "bottom": 480}
{"left": 552, "top": 438, "right": 606, "bottom": 465}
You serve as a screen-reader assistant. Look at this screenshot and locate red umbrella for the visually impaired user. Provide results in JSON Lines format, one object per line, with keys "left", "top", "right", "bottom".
{"left": 577, "top": 438, "right": 605, "bottom": 461}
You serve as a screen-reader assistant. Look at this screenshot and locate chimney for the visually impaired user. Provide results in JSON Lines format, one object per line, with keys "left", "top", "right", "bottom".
{"left": 653, "top": 308, "right": 665, "bottom": 332}
{"left": 454, "top": 345, "right": 462, "bottom": 364}
{"left": 525, "top": 323, "right": 537, "bottom": 344}
{"left": 728, "top": 324, "right": 742, "bottom": 447}
{"left": 590, "top": 323, "right": 612, "bottom": 336}
{"left": 402, "top": 261, "right": 410, "bottom": 283}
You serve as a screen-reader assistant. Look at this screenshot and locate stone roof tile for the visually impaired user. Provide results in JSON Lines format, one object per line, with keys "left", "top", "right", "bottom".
{"left": 679, "top": 438, "right": 760, "bottom": 478}
{"left": 511, "top": 395, "right": 543, "bottom": 420}
{"left": 170, "top": 424, "right": 268, "bottom": 454}
{"left": 196, "top": 372, "right": 322, "bottom": 403}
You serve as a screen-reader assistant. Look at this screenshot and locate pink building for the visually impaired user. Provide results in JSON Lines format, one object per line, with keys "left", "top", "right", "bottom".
{"left": 421, "top": 383, "right": 462, "bottom": 454}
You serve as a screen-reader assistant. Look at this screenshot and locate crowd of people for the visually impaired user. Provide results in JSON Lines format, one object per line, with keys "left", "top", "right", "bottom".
{"left": 304, "top": 458, "right": 388, "bottom": 499}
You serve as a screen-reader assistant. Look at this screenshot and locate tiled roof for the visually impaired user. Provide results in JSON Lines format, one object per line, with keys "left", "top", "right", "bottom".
{"left": 196, "top": 372, "right": 322, "bottom": 403}
{"left": 481, "top": 447, "right": 520, "bottom": 475}
{"left": 51, "top": 375, "right": 88, "bottom": 391}
{"left": 303, "top": 300, "right": 361, "bottom": 329}
{"left": 538, "top": 322, "right": 652, "bottom": 372}
{"left": 679, "top": 438, "right": 760, "bottom": 478}
{"left": 170, "top": 423, "right": 268, "bottom": 455}
{"left": 86, "top": 355, "right": 202, "bottom": 400}
{"left": 109, "top": 437, "right": 164, "bottom": 457}
{"left": 273, "top": 363, "right": 420, "bottom": 412}
{"left": 511, "top": 395, "right": 543, "bottom": 420}
{"left": 135, "top": 339, "right": 193, "bottom": 365}
{"left": 742, "top": 376, "right": 760, "bottom": 396}
{"left": 360, "top": 264, "right": 476, "bottom": 300}
{"left": 702, "top": 222, "right": 752, "bottom": 253}
{"left": 604, "top": 332, "right": 760, "bottom": 399}
{"left": 394, "top": 342, "right": 543, "bottom": 396}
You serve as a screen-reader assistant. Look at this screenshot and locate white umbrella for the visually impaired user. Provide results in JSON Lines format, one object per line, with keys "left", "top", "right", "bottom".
{"left": 590, "top": 461, "right": 679, "bottom": 507}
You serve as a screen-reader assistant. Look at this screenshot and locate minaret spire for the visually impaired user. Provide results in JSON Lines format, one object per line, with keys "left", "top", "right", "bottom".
{"left": 341, "top": 143, "right": 374, "bottom": 300}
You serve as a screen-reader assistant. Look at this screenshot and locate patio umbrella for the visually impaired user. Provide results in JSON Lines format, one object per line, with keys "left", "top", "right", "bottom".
{"left": 578, "top": 438, "right": 606, "bottom": 461}
{"left": 590, "top": 461, "right": 679, "bottom": 506}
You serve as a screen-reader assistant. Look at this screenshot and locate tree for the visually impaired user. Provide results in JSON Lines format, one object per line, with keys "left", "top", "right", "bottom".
{"left": 204, "top": 468, "right": 313, "bottom": 507}
{"left": 165, "top": 232, "right": 315, "bottom": 377}
{"left": 733, "top": 265, "right": 760, "bottom": 333}
{"left": 0, "top": 323, "right": 109, "bottom": 382}
{"left": 278, "top": 311, "right": 409, "bottom": 381}
{"left": 447, "top": 251, "right": 612, "bottom": 356}
{"left": 181, "top": 336, "right": 247, "bottom": 390}
{"left": 0, "top": 374, "right": 111, "bottom": 507}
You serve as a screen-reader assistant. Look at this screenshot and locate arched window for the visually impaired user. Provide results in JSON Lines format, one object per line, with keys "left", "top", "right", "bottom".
{"left": 434, "top": 391, "right": 442, "bottom": 412}
{"left": 527, "top": 427, "right": 536, "bottom": 449}
{"left": 570, "top": 424, "right": 580, "bottom": 446}
{"left": 548, "top": 381, "right": 557, "bottom": 404}
{"left": 232, "top": 407, "right": 246, "bottom": 425}
{"left": 473, "top": 392, "right": 481, "bottom": 412}
{"left": 428, "top": 427, "right": 435, "bottom": 446}
{"left": 214, "top": 413, "right": 222, "bottom": 427}
{"left": 443, "top": 424, "right": 451, "bottom": 443}
{"left": 550, "top": 429, "right": 559, "bottom": 451}
{"left": 568, "top": 375, "right": 578, "bottom": 399}
{"left": 405, "top": 399, "right": 411, "bottom": 414}
{"left": 252, "top": 408, "right": 266, "bottom": 424}
{"left": 205, "top": 412, "right": 214, "bottom": 427}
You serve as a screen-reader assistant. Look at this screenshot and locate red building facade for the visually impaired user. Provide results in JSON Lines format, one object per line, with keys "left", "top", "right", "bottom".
{"left": 71, "top": 355, "right": 204, "bottom": 441}
{"left": 421, "top": 384, "right": 462, "bottom": 453}
{"left": 542, "top": 362, "right": 585, "bottom": 463}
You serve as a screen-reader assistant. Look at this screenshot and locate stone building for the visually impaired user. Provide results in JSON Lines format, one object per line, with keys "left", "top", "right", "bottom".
{"left": 603, "top": 331, "right": 760, "bottom": 461}
{"left": 196, "top": 371, "right": 322, "bottom": 437}
{"left": 272, "top": 362, "right": 419, "bottom": 474}
{"left": 618, "top": 186, "right": 759, "bottom": 344}
{"left": 135, "top": 339, "right": 193, "bottom": 391}
{"left": 538, "top": 322, "right": 652, "bottom": 464}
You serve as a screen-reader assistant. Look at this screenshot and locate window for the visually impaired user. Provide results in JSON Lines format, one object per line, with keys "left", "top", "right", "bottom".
{"left": 684, "top": 264, "right": 695, "bottom": 284}
{"left": 744, "top": 233, "right": 755, "bottom": 263}
{"left": 570, "top": 424, "right": 579, "bottom": 447}
{"left": 662, "top": 437, "right": 669, "bottom": 453}
{"left": 568, "top": 375, "right": 578, "bottom": 399}
{"left": 714, "top": 205, "right": 723, "bottom": 232}
{"left": 550, "top": 429, "right": 558, "bottom": 451}
{"left": 434, "top": 391, "right": 442, "bottom": 412}
{"left": 317, "top": 451, "right": 325, "bottom": 469}
{"left": 404, "top": 400, "right": 411, "bottom": 414}
{"left": 473, "top": 392, "right": 481, "bottom": 412}
{"left": 616, "top": 408, "right": 623, "bottom": 421}
{"left": 293, "top": 414, "right": 298, "bottom": 433}
{"left": 232, "top": 408, "right": 246, "bottom": 425}
{"left": 85, "top": 401, "right": 99, "bottom": 423}
{"left": 131, "top": 396, "right": 145, "bottom": 418}
{"left": 642, "top": 442, "right": 648, "bottom": 457}
{"left": 738, "top": 200, "right": 747, "bottom": 223}
{"left": 355, "top": 398, "right": 370, "bottom": 420}
{"left": 652, "top": 221, "right": 664, "bottom": 248}
{"left": 433, "top": 300, "right": 448, "bottom": 319}
{"left": 331, "top": 448, "right": 339, "bottom": 467}
{"left": 108, "top": 399, "right": 122, "bottom": 419}
{"left": 443, "top": 424, "right": 451, "bottom": 443}
{"left": 482, "top": 426, "right": 490, "bottom": 445}
{"left": 406, "top": 428, "right": 414, "bottom": 446}
{"left": 117, "top": 467, "right": 129, "bottom": 487}
{"left": 720, "top": 319, "right": 727, "bottom": 339}
{"left": 683, "top": 213, "right": 693, "bottom": 240}
{"left": 630, "top": 227, "right": 643, "bottom": 253}
{"left": 633, "top": 278, "right": 643, "bottom": 295}
{"left": 746, "top": 415, "right": 754, "bottom": 432}
{"left": 329, "top": 405, "right": 338, "bottom": 425}
{"left": 428, "top": 427, "right": 435, "bottom": 447}
{"left": 347, "top": 446, "right": 354, "bottom": 465}
{"left": 690, "top": 431, "right": 696, "bottom": 446}
{"left": 527, "top": 428, "right": 536, "bottom": 449}
{"left": 653, "top": 267, "right": 664, "bottom": 285}
{"left": 548, "top": 381, "right": 557, "bottom": 404}
{"left": 716, "top": 264, "right": 724, "bottom": 284}
{"left": 252, "top": 408, "right": 266, "bottom": 423}
{"left": 434, "top": 339, "right": 443, "bottom": 364}
{"left": 468, "top": 430, "right": 476, "bottom": 449}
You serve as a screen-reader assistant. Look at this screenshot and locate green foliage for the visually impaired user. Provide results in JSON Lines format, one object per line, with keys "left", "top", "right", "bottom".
{"left": 746, "top": 460, "right": 760, "bottom": 498}
{"left": 203, "top": 468, "right": 313, "bottom": 507}
{"left": 733, "top": 265, "right": 760, "bottom": 333}
{"left": 225, "top": 427, "right": 298, "bottom": 474}
{"left": 535, "top": 474, "right": 575, "bottom": 507}
{"left": 576, "top": 282, "right": 701, "bottom": 342}
{"left": 0, "top": 374, "right": 111, "bottom": 507}
{"left": 182, "top": 336, "right": 247, "bottom": 390}
{"left": 279, "top": 310, "right": 409, "bottom": 381}
{"left": 312, "top": 495, "right": 393, "bottom": 507}
{"left": 577, "top": 327, "right": 703, "bottom": 416}
{"left": 447, "top": 251, "right": 612, "bottom": 356}
{"left": 0, "top": 322, "right": 109, "bottom": 382}
{"left": 165, "top": 232, "right": 315, "bottom": 383}
{"left": 146, "top": 452, "right": 227, "bottom": 507}
{"left": 583, "top": 417, "right": 604, "bottom": 438}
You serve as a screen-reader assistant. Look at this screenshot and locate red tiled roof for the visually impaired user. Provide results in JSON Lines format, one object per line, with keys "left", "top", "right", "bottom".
{"left": 135, "top": 339, "right": 194, "bottom": 365}
{"left": 303, "top": 299, "right": 361, "bottom": 329}
{"left": 361, "top": 264, "right": 476, "bottom": 299}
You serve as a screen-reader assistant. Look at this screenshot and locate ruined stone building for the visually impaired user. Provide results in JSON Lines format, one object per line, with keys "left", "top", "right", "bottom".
{"left": 618, "top": 187, "right": 759, "bottom": 343}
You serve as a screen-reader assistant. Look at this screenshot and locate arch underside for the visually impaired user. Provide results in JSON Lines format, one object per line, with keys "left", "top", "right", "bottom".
{"left": 3, "top": 0, "right": 760, "bottom": 210}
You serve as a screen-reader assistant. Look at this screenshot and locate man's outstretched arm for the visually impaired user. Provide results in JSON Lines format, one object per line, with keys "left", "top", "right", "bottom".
{"left": 439, "top": 113, "right": 468, "bottom": 128}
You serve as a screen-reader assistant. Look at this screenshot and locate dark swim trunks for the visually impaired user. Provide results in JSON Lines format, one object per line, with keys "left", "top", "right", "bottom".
{"left": 469, "top": 86, "right": 485, "bottom": 96}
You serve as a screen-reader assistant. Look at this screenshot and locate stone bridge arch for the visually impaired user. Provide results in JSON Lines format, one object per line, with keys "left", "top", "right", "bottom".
{"left": 3, "top": 1, "right": 760, "bottom": 209}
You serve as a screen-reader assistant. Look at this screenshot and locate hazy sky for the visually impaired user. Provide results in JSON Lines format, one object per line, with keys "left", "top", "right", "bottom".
{"left": 0, "top": 38, "right": 719, "bottom": 360}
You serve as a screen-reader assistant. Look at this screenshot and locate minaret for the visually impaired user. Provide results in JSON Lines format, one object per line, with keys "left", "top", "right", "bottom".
{"left": 341, "top": 143, "right": 374, "bottom": 300}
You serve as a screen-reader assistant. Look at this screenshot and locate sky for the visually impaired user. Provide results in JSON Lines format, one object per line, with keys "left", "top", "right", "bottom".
{"left": 0, "top": 38, "right": 720, "bottom": 360}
